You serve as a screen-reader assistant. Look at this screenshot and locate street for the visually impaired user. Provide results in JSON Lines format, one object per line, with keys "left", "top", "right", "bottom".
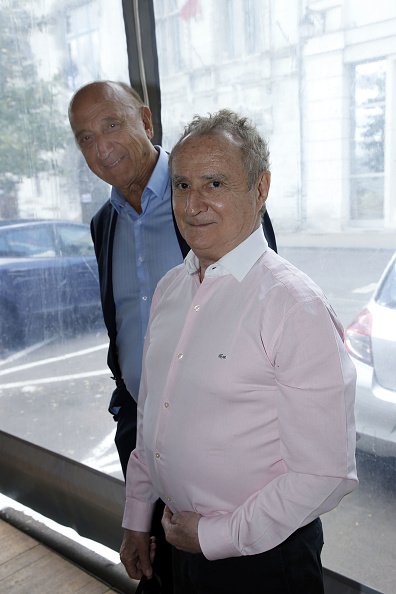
{"left": 0, "top": 327, "right": 120, "bottom": 475}
{"left": 0, "top": 245, "right": 395, "bottom": 592}
{"left": 278, "top": 245, "right": 394, "bottom": 326}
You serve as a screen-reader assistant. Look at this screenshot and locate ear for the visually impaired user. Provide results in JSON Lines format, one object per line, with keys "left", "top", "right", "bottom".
{"left": 141, "top": 106, "right": 154, "bottom": 140}
{"left": 257, "top": 171, "right": 271, "bottom": 210}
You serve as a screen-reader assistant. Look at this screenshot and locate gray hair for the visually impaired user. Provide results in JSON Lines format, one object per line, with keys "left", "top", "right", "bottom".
{"left": 169, "top": 109, "right": 270, "bottom": 190}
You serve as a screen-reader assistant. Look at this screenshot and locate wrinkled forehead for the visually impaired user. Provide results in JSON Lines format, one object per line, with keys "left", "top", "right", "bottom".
{"left": 183, "top": 129, "right": 241, "bottom": 150}
{"left": 171, "top": 130, "right": 243, "bottom": 168}
{"left": 70, "top": 83, "right": 139, "bottom": 123}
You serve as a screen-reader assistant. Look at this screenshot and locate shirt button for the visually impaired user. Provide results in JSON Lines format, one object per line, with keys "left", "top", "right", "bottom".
{"left": 138, "top": 256, "right": 144, "bottom": 263}
{"left": 165, "top": 496, "right": 172, "bottom": 502}
{"left": 142, "top": 296, "right": 148, "bottom": 301}
{"left": 155, "top": 452, "right": 160, "bottom": 459}
{"left": 194, "top": 305, "right": 200, "bottom": 311}
{"left": 164, "top": 402, "right": 170, "bottom": 408}
{"left": 177, "top": 353, "right": 183, "bottom": 360}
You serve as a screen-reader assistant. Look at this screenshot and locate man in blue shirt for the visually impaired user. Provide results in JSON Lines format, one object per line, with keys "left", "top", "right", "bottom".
{"left": 68, "top": 81, "right": 190, "bottom": 475}
{"left": 68, "top": 81, "right": 276, "bottom": 592}
{"left": 69, "top": 80, "right": 276, "bottom": 476}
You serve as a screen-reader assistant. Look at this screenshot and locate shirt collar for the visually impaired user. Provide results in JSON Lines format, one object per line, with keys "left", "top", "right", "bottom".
{"left": 110, "top": 146, "right": 169, "bottom": 213}
{"left": 145, "top": 146, "right": 170, "bottom": 198}
{"left": 184, "top": 227, "right": 268, "bottom": 282}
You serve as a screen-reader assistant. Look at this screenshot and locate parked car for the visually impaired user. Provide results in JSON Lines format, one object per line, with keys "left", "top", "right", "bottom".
{"left": 0, "top": 220, "right": 102, "bottom": 353}
{"left": 344, "top": 251, "right": 396, "bottom": 459}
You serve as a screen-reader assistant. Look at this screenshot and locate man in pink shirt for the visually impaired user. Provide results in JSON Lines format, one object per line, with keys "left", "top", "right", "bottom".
{"left": 120, "top": 109, "right": 358, "bottom": 593}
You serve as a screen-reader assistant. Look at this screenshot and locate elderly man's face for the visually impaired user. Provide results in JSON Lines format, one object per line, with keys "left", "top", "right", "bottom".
{"left": 172, "top": 131, "right": 269, "bottom": 269}
{"left": 69, "top": 83, "right": 155, "bottom": 194}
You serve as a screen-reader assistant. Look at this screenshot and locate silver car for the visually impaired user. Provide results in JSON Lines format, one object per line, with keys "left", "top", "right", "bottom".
{"left": 344, "top": 251, "right": 396, "bottom": 458}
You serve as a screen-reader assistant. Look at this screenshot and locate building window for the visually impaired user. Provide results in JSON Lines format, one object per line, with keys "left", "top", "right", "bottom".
{"left": 244, "top": 0, "right": 265, "bottom": 55}
{"left": 350, "top": 60, "right": 386, "bottom": 222}
{"left": 65, "top": 2, "right": 100, "bottom": 90}
{"left": 154, "top": 0, "right": 183, "bottom": 76}
{"left": 218, "top": 0, "right": 237, "bottom": 60}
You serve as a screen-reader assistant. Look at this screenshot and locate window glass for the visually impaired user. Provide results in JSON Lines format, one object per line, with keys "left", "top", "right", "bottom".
{"left": 376, "top": 257, "right": 396, "bottom": 308}
{"left": 0, "top": 0, "right": 129, "bottom": 477}
{"left": 154, "top": 1, "right": 396, "bottom": 592}
{"left": 0, "top": 0, "right": 395, "bottom": 590}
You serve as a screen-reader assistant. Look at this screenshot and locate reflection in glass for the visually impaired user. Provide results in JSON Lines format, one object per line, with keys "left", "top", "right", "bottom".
{"left": 0, "top": 0, "right": 396, "bottom": 591}
{"left": 0, "top": 0, "right": 128, "bottom": 480}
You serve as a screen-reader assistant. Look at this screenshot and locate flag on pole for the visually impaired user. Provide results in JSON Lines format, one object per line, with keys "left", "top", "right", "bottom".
{"left": 180, "top": 0, "right": 199, "bottom": 20}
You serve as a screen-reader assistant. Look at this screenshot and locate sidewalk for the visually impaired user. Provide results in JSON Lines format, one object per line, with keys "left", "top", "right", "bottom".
{"left": 276, "top": 230, "right": 396, "bottom": 250}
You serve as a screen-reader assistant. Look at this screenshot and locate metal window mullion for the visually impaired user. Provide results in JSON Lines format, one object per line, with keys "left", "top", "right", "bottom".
{"left": 122, "top": 0, "right": 163, "bottom": 145}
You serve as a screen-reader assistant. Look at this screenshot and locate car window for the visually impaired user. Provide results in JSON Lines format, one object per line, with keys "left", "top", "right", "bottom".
{"left": 376, "top": 257, "right": 396, "bottom": 309}
{"left": 0, "top": 225, "right": 56, "bottom": 257}
{"left": 57, "top": 224, "right": 94, "bottom": 257}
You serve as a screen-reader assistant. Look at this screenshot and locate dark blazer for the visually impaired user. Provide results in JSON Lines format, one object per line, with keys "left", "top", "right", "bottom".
{"left": 91, "top": 200, "right": 277, "bottom": 473}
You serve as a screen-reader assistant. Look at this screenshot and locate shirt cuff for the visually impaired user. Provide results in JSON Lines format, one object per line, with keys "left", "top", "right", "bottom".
{"left": 198, "top": 514, "right": 240, "bottom": 560}
{"left": 122, "top": 497, "right": 155, "bottom": 532}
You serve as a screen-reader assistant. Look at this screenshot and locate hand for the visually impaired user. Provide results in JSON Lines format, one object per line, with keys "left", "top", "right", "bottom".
{"left": 161, "top": 506, "right": 202, "bottom": 553}
{"left": 120, "top": 529, "right": 156, "bottom": 580}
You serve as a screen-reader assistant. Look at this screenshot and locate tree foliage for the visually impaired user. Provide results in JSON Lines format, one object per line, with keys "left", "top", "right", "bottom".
{"left": 0, "top": 1, "right": 68, "bottom": 217}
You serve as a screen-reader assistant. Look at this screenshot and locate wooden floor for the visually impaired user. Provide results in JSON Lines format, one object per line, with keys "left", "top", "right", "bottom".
{"left": 0, "top": 518, "right": 120, "bottom": 594}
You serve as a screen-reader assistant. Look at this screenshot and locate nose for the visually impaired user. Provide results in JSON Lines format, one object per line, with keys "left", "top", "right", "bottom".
{"left": 95, "top": 136, "right": 112, "bottom": 160}
{"left": 185, "top": 189, "right": 206, "bottom": 216}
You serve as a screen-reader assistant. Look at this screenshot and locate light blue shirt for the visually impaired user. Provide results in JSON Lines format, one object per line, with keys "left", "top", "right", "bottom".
{"left": 111, "top": 146, "right": 183, "bottom": 401}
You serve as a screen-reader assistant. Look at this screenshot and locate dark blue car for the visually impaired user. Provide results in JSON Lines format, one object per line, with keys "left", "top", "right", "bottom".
{"left": 0, "top": 220, "right": 102, "bottom": 353}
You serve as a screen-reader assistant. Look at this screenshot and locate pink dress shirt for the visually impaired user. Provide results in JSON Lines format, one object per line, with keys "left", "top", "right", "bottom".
{"left": 123, "top": 228, "right": 358, "bottom": 560}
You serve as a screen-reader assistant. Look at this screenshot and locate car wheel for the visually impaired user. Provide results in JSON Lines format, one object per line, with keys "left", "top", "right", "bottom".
{"left": 0, "top": 301, "right": 23, "bottom": 355}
